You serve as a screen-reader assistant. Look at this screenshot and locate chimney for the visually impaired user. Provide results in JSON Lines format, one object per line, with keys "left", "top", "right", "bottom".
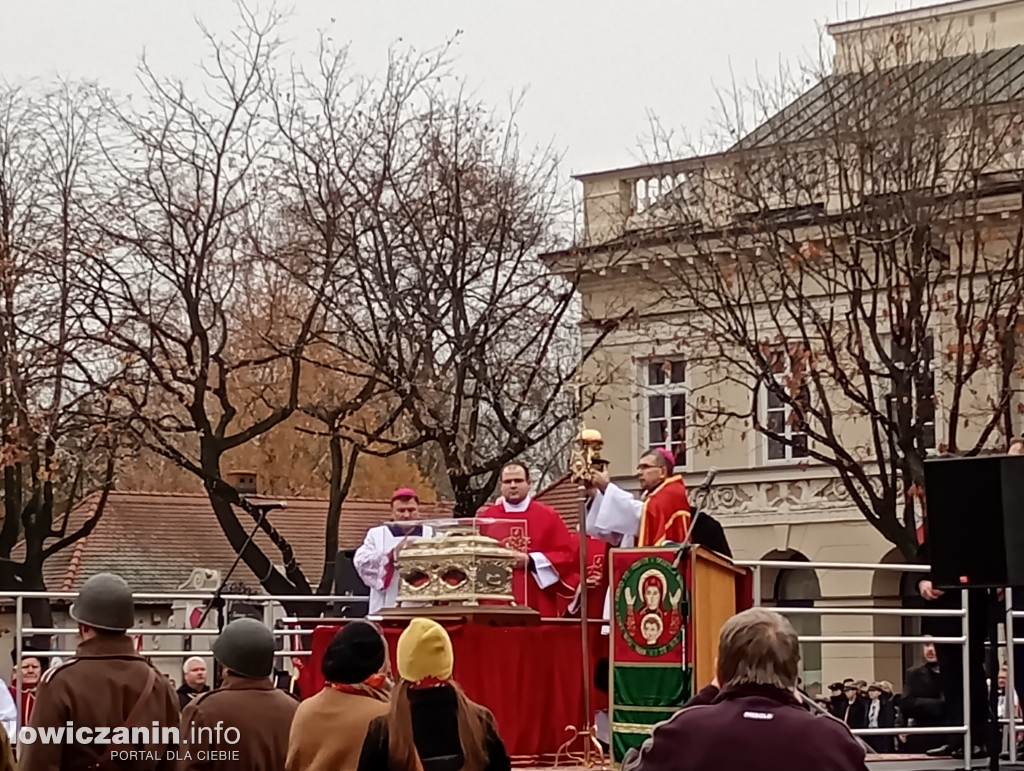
{"left": 225, "top": 471, "right": 259, "bottom": 497}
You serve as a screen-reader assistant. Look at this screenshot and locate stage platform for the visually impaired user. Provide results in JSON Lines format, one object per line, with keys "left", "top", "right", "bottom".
{"left": 524, "top": 756, "right": 1024, "bottom": 770}
{"left": 865, "top": 759, "right": 1024, "bottom": 771}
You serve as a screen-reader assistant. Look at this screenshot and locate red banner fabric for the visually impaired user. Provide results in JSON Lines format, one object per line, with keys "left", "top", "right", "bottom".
{"left": 610, "top": 549, "right": 691, "bottom": 665}
{"left": 308, "top": 620, "right": 604, "bottom": 763}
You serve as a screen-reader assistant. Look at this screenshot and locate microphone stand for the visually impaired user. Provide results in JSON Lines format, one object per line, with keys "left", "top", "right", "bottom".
{"left": 196, "top": 499, "right": 286, "bottom": 687}
{"left": 673, "top": 468, "right": 718, "bottom": 570}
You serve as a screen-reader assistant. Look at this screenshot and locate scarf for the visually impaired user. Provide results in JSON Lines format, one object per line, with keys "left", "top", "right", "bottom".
{"left": 326, "top": 673, "right": 392, "bottom": 701}
{"left": 409, "top": 676, "right": 450, "bottom": 691}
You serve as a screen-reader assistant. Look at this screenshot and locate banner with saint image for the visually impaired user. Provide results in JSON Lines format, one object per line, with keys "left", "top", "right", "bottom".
{"left": 609, "top": 548, "right": 692, "bottom": 762}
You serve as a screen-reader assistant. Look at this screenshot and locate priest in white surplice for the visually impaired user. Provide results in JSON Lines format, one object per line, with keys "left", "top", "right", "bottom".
{"left": 587, "top": 465, "right": 642, "bottom": 549}
{"left": 353, "top": 487, "right": 432, "bottom": 614}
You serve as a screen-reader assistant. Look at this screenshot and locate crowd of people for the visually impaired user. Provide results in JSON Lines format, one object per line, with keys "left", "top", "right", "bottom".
{"left": 1, "top": 567, "right": 875, "bottom": 771}
{"left": 2, "top": 571, "right": 512, "bottom": 771}
{"left": 812, "top": 642, "right": 1024, "bottom": 759}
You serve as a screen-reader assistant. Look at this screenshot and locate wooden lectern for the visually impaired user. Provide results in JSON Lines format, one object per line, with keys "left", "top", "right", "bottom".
{"left": 608, "top": 545, "right": 750, "bottom": 762}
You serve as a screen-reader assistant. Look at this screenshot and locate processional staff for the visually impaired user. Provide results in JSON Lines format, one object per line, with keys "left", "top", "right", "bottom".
{"left": 556, "top": 425, "right": 607, "bottom": 767}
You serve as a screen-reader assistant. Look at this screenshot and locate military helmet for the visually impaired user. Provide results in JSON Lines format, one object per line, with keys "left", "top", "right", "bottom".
{"left": 212, "top": 618, "right": 275, "bottom": 679}
{"left": 69, "top": 573, "right": 135, "bottom": 632}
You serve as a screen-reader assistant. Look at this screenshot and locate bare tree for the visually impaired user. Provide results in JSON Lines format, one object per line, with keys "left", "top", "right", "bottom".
{"left": 0, "top": 80, "right": 120, "bottom": 626}
{"left": 618, "top": 29, "right": 1024, "bottom": 557}
{"left": 81, "top": 8, "right": 334, "bottom": 605}
{"left": 275, "top": 40, "right": 621, "bottom": 517}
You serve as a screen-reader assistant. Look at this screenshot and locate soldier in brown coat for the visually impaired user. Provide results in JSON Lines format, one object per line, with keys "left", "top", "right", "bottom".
{"left": 179, "top": 617, "right": 298, "bottom": 771}
{"left": 20, "top": 572, "right": 181, "bottom": 771}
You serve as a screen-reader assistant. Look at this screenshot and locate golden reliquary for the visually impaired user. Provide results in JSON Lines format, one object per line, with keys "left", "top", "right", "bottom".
{"left": 395, "top": 523, "right": 519, "bottom": 606}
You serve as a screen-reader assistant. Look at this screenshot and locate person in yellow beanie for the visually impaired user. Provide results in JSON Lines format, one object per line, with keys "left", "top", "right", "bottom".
{"left": 357, "top": 618, "right": 510, "bottom": 771}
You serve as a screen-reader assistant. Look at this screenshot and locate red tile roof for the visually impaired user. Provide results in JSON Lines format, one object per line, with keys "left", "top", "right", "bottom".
{"left": 43, "top": 478, "right": 579, "bottom": 594}
{"left": 44, "top": 491, "right": 452, "bottom": 593}
{"left": 535, "top": 474, "right": 584, "bottom": 530}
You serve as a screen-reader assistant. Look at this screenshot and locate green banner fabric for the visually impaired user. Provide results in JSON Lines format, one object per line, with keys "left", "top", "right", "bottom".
{"left": 613, "top": 665, "right": 691, "bottom": 706}
{"left": 611, "top": 665, "right": 691, "bottom": 759}
{"left": 612, "top": 706, "right": 678, "bottom": 725}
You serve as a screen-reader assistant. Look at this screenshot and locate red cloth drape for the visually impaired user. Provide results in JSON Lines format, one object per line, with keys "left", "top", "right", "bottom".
{"left": 308, "top": 620, "right": 604, "bottom": 763}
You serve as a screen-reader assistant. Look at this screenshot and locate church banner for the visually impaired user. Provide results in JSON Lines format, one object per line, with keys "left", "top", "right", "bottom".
{"left": 609, "top": 548, "right": 692, "bottom": 762}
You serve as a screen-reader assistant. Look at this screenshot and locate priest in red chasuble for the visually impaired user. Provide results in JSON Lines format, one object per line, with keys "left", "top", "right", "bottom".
{"left": 636, "top": 448, "right": 692, "bottom": 547}
{"left": 480, "top": 462, "right": 578, "bottom": 617}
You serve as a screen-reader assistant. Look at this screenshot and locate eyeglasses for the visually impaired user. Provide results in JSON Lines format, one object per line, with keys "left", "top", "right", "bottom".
{"left": 637, "top": 463, "right": 656, "bottom": 471}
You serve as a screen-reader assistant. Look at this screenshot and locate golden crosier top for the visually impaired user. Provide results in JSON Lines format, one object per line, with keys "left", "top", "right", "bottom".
{"left": 570, "top": 427, "right": 605, "bottom": 483}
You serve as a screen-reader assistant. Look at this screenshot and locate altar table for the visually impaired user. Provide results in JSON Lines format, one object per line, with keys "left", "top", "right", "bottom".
{"left": 308, "top": 618, "right": 605, "bottom": 763}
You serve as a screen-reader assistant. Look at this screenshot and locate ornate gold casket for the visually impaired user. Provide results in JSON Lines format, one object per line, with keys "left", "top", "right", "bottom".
{"left": 395, "top": 522, "right": 520, "bottom": 606}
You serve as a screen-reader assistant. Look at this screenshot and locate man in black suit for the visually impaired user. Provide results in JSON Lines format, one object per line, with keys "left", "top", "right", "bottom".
{"left": 915, "top": 538, "right": 989, "bottom": 758}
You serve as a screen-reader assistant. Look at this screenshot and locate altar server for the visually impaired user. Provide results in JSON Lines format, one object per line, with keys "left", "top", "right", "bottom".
{"left": 354, "top": 488, "right": 432, "bottom": 614}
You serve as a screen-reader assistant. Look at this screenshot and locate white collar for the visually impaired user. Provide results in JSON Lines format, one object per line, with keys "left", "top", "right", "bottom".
{"left": 503, "top": 495, "right": 532, "bottom": 513}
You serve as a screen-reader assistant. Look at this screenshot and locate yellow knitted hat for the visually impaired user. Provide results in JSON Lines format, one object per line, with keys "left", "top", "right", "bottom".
{"left": 397, "top": 617, "right": 454, "bottom": 684}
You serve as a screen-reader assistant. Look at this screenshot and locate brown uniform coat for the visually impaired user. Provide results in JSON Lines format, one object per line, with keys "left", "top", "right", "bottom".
{"left": 20, "top": 633, "right": 181, "bottom": 771}
{"left": 179, "top": 674, "right": 298, "bottom": 771}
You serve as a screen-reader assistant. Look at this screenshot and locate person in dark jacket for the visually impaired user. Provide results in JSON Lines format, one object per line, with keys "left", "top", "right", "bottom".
{"left": 358, "top": 618, "right": 510, "bottom": 771}
{"left": 900, "top": 641, "right": 947, "bottom": 753}
{"left": 177, "top": 655, "right": 211, "bottom": 710}
{"left": 843, "top": 682, "right": 869, "bottom": 731}
{"left": 622, "top": 608, "right": 867, "bottom": 771}
{"left": 827, "top": 681, "right": 849, "bottom": 719}
{"left": 864, "top": 683, "right": 897, "bottom": 753}
{"left": 914, "top": 538, "right": 989, "bottom": 758}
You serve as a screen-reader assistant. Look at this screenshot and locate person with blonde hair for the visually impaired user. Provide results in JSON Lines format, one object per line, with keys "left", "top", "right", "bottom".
{"left": 624, "top": 608, "right": 866, "bottom": 771}
{"left": 357, "top": 618, "right": 510, "bottom": 771}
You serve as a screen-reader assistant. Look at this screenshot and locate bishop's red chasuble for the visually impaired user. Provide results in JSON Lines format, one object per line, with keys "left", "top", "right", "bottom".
{"left": 637, "top": 476, "right": 692, "bottom": 547}
{"left": 480, "top": 498, "right": 578, "bottom": 617}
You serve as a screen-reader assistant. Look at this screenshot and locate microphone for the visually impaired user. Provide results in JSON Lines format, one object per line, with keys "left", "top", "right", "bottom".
{"left": 673, "top": 468, "right": 720, "bottom": 569}
{"left": 250, "top": 501, "right": 288, "bottom": 512}
{"left": 698, "top": 467, "right": 718, "bottom": 491}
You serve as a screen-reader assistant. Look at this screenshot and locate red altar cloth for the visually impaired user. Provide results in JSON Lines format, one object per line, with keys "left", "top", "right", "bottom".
{"left": 308, "top": 619, "right": 604, "bottom": 762}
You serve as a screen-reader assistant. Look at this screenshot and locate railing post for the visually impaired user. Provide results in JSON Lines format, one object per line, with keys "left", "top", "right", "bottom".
{"left": 962, "top": 589, "right": 972, "bottom": 766}
{"left": 752, "top": 566, "right": 762, "bottom": 608}
{"left": 1008, "top": 587, "right": 1018, "bottom": 763}
{"left": 14, "top": 595, "right": 22, "bottom": 750}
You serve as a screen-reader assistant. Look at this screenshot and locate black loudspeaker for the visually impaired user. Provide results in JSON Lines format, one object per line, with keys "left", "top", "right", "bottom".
{"left": 923, "top": 455, "right": 1024, "bottom": 588}
{"left": 333, "top": 550, "right": 369, "bottom": 617}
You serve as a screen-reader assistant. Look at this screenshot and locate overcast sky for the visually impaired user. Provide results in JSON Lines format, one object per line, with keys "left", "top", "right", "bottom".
{"left": 1, "top": 0, "right": 939, "bottom": 179}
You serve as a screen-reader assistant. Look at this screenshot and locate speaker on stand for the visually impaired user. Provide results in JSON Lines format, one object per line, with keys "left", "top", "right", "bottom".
{"left": 333, "top": 549, "right": 370, "bottom": 618}
{"left": 924, "top": 454, "right": 1024, "bottom": 770}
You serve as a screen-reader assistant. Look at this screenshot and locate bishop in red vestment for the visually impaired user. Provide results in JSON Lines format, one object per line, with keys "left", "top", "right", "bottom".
{"left": 637, "top": 448, "right": 692, "bottom": 547}
{"left": 480, "top": 462, "right": 578, "bottom": 617}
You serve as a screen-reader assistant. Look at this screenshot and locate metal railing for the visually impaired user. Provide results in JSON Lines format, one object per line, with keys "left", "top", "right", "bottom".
{"left": 6, "top": 589, "right": 370, "bottom": 746}
{"left": 1006, "top": 587, "right": 1022, "bottom": 763}
{"left": 1, "top": 563, "right": 1005, "bottom": 768}
{"left": 737, "top": 559, "right": 973, "bottom": 769}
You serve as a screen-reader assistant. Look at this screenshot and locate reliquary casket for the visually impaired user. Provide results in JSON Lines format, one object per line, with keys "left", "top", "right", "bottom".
{"left": 395, "top": 523, "right": 520, "bottom": 606}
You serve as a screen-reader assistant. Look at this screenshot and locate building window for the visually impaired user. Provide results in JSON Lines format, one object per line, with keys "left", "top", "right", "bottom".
{"left": 644, "top": 359, "right": 687, "bottom": 467}
{"left": 761, "top": 349, "right": 811, "bottom": 463}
